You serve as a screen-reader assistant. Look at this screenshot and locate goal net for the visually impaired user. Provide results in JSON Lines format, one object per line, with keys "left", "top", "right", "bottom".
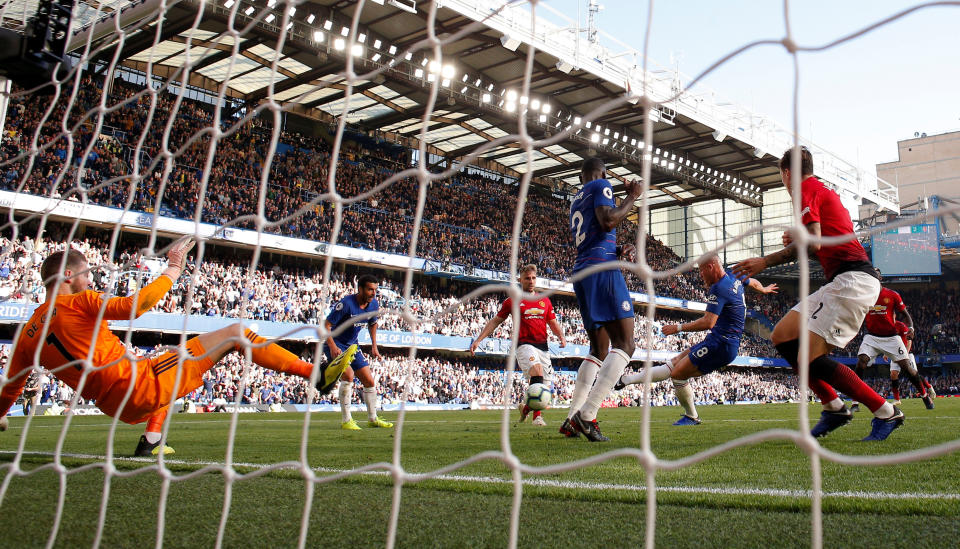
{"left": 0, "top": 0, "right": 957, "bottom": 547}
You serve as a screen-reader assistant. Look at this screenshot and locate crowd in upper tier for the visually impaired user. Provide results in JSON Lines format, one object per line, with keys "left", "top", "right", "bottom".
{"left": 1, "top": 75, "right": 707, "bottom": 299}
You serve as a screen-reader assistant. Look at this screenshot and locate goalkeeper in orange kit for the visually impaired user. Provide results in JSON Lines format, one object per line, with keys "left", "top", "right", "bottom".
{"left": 0, "top": 238, "right": 355, "bottom": 456}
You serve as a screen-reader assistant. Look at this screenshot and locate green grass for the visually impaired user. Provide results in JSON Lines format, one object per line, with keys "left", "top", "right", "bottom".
{"left": 2, "top": 399, "right": 959, "bottom": 548}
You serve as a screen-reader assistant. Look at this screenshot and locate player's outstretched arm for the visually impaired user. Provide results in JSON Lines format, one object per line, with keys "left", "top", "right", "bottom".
{"left": 747, "top": 278, "right": 779, "bottom": 294}
{"left": 662, "top": 312, "right": 718, "bottom": 335}
{"left": 470, "top": 316, "right": 505, "bottom": 355}
{"left": 101, "top": 237, "right": 194, "bottom": 319}
{"left": 733, "top": 223, "right": 823, "bottom": 279}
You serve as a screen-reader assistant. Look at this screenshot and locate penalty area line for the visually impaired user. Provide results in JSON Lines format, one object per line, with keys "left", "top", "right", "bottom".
{"left": 3, "top": 450, "right": 958, "bottom": 501}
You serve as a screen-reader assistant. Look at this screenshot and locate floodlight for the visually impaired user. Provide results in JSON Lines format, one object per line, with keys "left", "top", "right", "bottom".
{"left": 712, "top": 130, "right": 726, "bottom": 142}
{"left": 358, "top": 33, "right": 366, "bottom": 43}
{"left": 351, "top": 44, "right": 362, "bottom": 56}
{"left": 307, "top": 14, "right": 315, "bottom": 23}
{"left": 223, "top": 0, "right": 234, "bottom": 8}
{"left": 389, "top": 45, "right": 397, "bottom": 55}
{"left": 313, "top": 31, "right": 324, "bottom": 41}
{"left": 244, "top": 6, "right": 254, "bottom": 15}
{"left": 591, "top": 133, "right": 600, "bottom": 143}
{"left": 482, "top": 93, "right": 490, "bottom": 103}
{"left": 500, "top": 34, "right": 521, "bottom": 51}
{"left": 506, "top": 102, "right": 516, "bottom": 112}
{"left": 288, "top": 6, "right": 295, "bottom": 16}
{"left": 541, "top": 103, "right": 550, "bottom": 114}
{"left": 372, "top": 53, "right": 381, "bottom": 61}
{"left": 556, "top": 60, "right": 573, "bottom": 73}
{"left": 441, "top": 64, "right": 455, "bottom": 79}
{"left": 341, "top": 26, "right": 349, "bottom": 37}
{"left": 265, "top": 13, "right": 275, "bottom": 23}
{"left": 323, "top": 20, "right": 332, "bottom": 30}
{"left": 334, "top": 38, "right": 345, "bottom": 50}
{"left": 414, "top": 68, "right": 424, "bottom": 77}
{"left": 373, "top": 39, "right": 382, "bottom": 49}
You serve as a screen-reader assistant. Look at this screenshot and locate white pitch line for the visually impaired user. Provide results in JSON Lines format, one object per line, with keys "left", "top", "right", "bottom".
{"left": 3, "top": 450, "right": 958, "bottom": 501}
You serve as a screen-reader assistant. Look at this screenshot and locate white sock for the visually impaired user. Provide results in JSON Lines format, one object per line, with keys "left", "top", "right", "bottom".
{"left": 363, "top": 386, "right": 378, "bottom": 421}
{"left": 145, "top": 431, "right": 162, "bottom": 444}
{"left": 580, "top": 349, "right": 631, "bottom": 422}
{"left": 567, "top": 356, "right": 601, "bottom": 420}
{"left": 339, "top": 381, "right": 353, "bottom": 423}
{"left": 621, "top": 363, "right": 673, "bottom": 386}
{"left": 673, "top": 379, "right": 697, "bottom": 419}
{"left": 823, "top": 397, "right": 845, "bottom": 412}
{"left": 874, "top": 401, "right": 895, "bottom": 419}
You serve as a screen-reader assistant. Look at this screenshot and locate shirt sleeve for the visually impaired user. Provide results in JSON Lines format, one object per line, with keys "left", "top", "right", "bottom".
{"left": 326, "top": 299, "right": 346, "bottom": 326}
{"left": 705, "top": 285, "right": 725, "bottom": 316}
{"left": 800, "top": 187, "right": 822, "bottom": 226}
{"left": 495, "top": 298, "right": 512, "bottom": 319}
{"left": 594, "top": 179, "right": 616, "bottom": 209}
{"left": 893, "top": 291, "right": 907, "bottom": 312}
{"left": 367, "top": 300, "right": 379, "bottom": 326}
{"left": 545, "top": 299, "right": 556, "bottom": 321}
{"left": 85, "top": 275, "right": 173, "bottom": 320}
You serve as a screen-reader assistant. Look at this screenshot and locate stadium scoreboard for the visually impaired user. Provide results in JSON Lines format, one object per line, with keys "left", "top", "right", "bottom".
{"left": 871, "top": 224, "right": 941, "bottom": 277}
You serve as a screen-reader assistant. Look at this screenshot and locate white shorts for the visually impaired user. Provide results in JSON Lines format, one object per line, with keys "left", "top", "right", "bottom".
{"left": 889, "top": 353, "right": 917, "bottom": 374}
{"left": 516, "top": 344, "right": 553, "bottom": 381}
{"left": 858, "top": 333, "right": 909, "bottom": 363}
{"left": 791, "top": 270, "right": 880, "bottom": 348}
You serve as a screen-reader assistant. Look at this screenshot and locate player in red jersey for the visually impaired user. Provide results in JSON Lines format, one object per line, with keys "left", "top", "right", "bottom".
{"left": 733, "top": 146, "right": 904, "bottom": 441}
{"left": 894, "top": 320, "right": 936, "bottom": 400}
{"left": 854, "top": 279, "right": 933, "bottom": 409}
{"left": 470, "top": 264, "right": 567, "bottom": 426}
{"left": 0, "top": 239, "right": 355, "bottom": 456}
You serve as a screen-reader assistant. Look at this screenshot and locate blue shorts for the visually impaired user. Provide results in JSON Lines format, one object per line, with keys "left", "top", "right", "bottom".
{"left": 573, "top": 269, "right": 634, "bottom": 331}
{"left": 688, "top": 336, "right": 738, "bottom": 374}
{"left": 323, "top": 342, "right": 369, "bottom": 370}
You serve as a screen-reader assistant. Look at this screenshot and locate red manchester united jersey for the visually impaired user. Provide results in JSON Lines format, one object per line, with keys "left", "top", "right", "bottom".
{"left": 864, "top": 287, "right": 906, "bottom": 337}
{"left": 895, "top": 320, "right": 911, "bottom": 348}
{"left": 496, "top": 296, "right": 555, "bottom": 346}
{"left": 799, "top": 176, "right": 871, "bottom": 281}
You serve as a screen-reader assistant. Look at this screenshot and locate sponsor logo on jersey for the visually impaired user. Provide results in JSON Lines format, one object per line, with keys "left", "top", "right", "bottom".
{"left": 525, "top": 307, "right": 545, "bottom": 316}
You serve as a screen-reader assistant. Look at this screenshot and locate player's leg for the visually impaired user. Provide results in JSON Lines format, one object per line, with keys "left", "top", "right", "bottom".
{"left": 668, "top": 355, "right": 704, "bottom": 425}
{"left": 134, "top": 408, "right": 174, "bottom": 457}
{"left": 338, "top": 365, "right": 360, "bottom": 430}
{"left": 354, "top": 358, "right": 392, "bottom": 428}
{"left": 773, "top": 275, "right": 901, "bottom": 440}
{"left": 896, "top": 357, "right": 934, "bottom": 409}
{"left": 851, "top": 350, "right": 872, "bottom": 411}
{"left": 617, "top": 349, "right": 689, "bottom": 388}
{"left": 889, "top": 364, "right": 902, "bottom": 405}
{"left": 528, "top": 353, "right": 553, "bottom": 426}
{"left": 563, "top": 278, "right": 606, "bottom": 436}
{"left": 573, "top": 315, "right": 636, "bottom": 442}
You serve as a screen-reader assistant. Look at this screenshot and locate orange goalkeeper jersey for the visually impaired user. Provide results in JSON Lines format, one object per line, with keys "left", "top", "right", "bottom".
{"left": 0, "top": 275, "right": 173, "bottom": 417}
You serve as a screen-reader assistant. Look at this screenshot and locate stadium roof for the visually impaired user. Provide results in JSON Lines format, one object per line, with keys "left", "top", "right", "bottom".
{"left": 8, "top": 0, "right": 899, "bottom": 212}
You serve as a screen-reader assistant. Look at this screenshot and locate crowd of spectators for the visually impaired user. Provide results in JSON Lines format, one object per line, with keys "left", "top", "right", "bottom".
{"left": 0, "top": 234, "right": 717, "bottom": 353}
{"left": 2, "top": 75, "right": 708, "bottom": 300}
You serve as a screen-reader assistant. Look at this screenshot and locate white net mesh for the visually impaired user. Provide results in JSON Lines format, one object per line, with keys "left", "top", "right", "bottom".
{"left": 1, "top": 0, "right": 959, "bottom": 547}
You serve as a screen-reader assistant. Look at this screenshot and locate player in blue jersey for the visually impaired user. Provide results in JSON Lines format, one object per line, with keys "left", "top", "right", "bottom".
{"left": 562, "top": 157, "right": 643, "bottom": 442}
{"left": 325, "top": 274, "right": 393, "bottom": 430}
{"left": 614, "top": 256, "right": 778, "bottom": 424}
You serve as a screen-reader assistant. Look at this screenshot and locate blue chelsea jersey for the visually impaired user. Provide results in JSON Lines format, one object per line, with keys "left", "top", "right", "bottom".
{"left": 570, "top": 178, "right": 618, "bottom": 273}
{"left": 326, "top": 294, "right": 380, "bottom": 347}
{"left": 705, "top": 272, "right": 746, "bottom": 340}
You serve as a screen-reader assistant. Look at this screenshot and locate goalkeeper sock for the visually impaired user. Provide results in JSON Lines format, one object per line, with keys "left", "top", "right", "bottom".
{"left": 567, "top": 356, "right": 601, "bottom": 420}
{"left": 240, "top": 328, "right": 312, "bottom": 378}
{"left": 339, "top": 381, "right": 353, "bottom": 423}
{"left": 621, "top": 363, "right": 673, "bottom": 386}
{"left": 580, "top": 348, "right": 631, "bottom": 422}
{"left": 144, "top": 408, "right": 168, "bottom": 444}
{"left": 673, "top": 379, "right": 698, "bottom": 419}
{"left": 362, "top": 386, "right": 378, "bottom": 420}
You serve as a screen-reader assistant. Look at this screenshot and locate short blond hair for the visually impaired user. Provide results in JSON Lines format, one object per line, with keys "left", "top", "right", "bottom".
{"left": 519, "top": 264, "right": 537, "bottom": 277}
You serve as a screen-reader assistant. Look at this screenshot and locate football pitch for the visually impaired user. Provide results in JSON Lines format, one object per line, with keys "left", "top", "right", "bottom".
{"left": 2, "top": 400, "right": 959, "bottom": 548}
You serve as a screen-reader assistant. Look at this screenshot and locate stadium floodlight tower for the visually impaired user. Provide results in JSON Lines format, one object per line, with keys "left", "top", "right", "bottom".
{"left": 0, "top": 0, "right": 74, "bottom": 134}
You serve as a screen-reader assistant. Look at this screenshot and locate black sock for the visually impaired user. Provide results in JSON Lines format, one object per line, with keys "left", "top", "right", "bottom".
{"left": 530, "top": 375, "right": 544, "bottom": 385}
{"left": 774, "top": 340, "right": 800, "bottom": 370}
{"left": 809, "top": 355, "right": 840, "bottom": 379}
